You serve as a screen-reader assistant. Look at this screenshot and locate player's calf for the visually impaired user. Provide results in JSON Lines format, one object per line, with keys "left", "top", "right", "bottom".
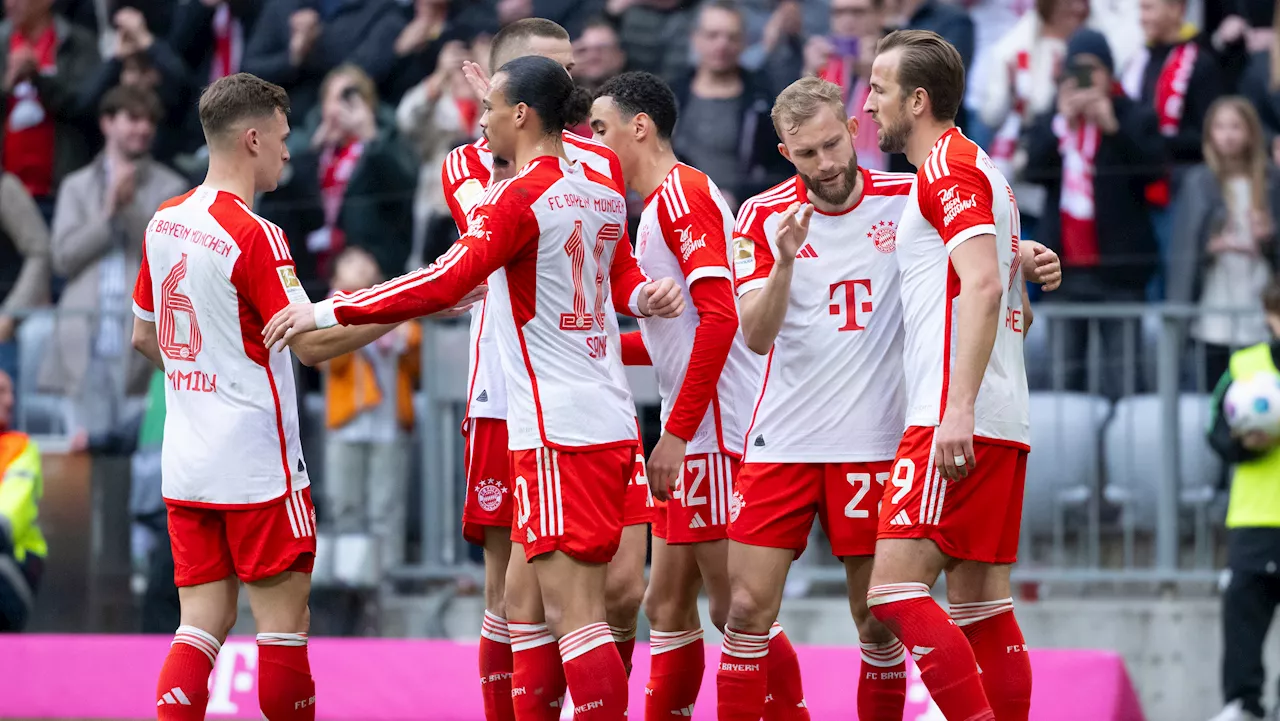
{"left": 478, "top": 529, "right": 515, "bottom": 721}
{"left": 158, "top": 580, "right": 239, "bottom": 719}
{"left": 644, "top": 539, "right": 706, "bottom": 721}
{"left": 948, "top": 563, "right": 1031, "bottom": 721}
{"left": 506, "top": 542, "right": 565, "bottom": 721}
{"left": 605, "top": 524, "right": 648, "bottom": 675}
{"left": 843, "top": 554, "right": 907, "bottom": 721}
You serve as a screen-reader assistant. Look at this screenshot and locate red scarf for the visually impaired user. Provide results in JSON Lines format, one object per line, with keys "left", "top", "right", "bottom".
{"left": 1053, "top": 114, "right": 1101, "bottom": 267}
{"left": 4, "top": 26, "right": 57, "bottom": 197}
{"left": 210, "top": 4, "right": 243, "bottom": 82}
{"left": 990, "top": 50, "right": 1032, "bottom": 171}
{"left": 316, "top": 140, "right": 364, "bottom": 275}
{"left": 1154, "top": 42, "right": 1197, "bottom": 138}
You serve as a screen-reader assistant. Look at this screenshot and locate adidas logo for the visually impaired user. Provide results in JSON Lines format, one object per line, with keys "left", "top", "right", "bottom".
{"left": 671, "top": 704, "right": 696, "bottom": 716}
{"left": 797, "top": 700, "right": 807, "bottom": 708}
{"left": 688, "top": 512, "right": 707, "bottom": 530}
{"left": 795, "top": 243, "right": 818, "bottom": 259}
{"left": 158, "top": 688, "right": 192, "bottom": 706}
{"left": 911, "top": 646, "right": 934, "bottom": 661}
{"left": 889, "top": 510, "right": 912, "bottom": 526}
{"left": 296, "top": 457, "right": 305, "bottom": 473}
{"left": 526, "top": 528, "right": 536, "bottom": 543}
{"left": 476, "top": 389, "right": 489, "bottom": 402}
{"left": 754, "top": 435, "right": 766, "bottom": 447}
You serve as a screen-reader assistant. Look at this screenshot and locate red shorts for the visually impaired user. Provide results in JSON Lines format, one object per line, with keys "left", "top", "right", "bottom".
{"left": 461, "top": 418, "right": 514, "bottom": 545}
{"left": 509, "top": 445, "right": 636, "bottom": 563}
{"left": 728, "top": 461, "right": 892, "bottom": 558}
{"left": 624, "top": 447, "right": 655, "bottom": 526}
{"left": 877, "top": 426, "right": 1028, "bottom": 564}
{"left": 166, "top": 488, "right": 317, "bottom": 587}
{"left": 652, "top": 452, "right": 738, "bottom": 544}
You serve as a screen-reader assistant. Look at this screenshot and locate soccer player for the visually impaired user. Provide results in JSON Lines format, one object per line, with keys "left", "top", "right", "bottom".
{"left": 863, "top": 30, "right": 1034, "bottom": 721}
{"left": 131, "top": 73, "right": 477, "bottom": 721}
{"left": 438, "top": 19, "right": 654, "bottom": 719}
{"left": 265, "top": 55, "right": 684, "bottom": 720}
{"left": 590, "top": 71, "right": 799, "bottom": 720}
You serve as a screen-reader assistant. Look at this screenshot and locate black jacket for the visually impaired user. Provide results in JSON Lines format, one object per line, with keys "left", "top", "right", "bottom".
{"left": 1024, "top": 93, "right": 1167, "bottom": 289}
{"left": 668, "top": 69, "right": 791, "bottom": 206}
{"left": 74, "top": 40, "right": 191, "bottom": 163}
{"left": 1136, "top": 40, "right": 1224, "bottom": 165}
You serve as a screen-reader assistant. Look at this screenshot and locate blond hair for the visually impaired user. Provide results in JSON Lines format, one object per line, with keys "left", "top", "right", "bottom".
{"left": 771, "top": 76, "right": 847, "bottom": 137}
{"left": 1203, "top": 96, "right": 1269, "bottom": 215}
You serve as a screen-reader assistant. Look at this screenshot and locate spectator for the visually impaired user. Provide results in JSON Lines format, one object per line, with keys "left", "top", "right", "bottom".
{"left": 39, "top": 86, "right": 186, "bottom": 436}
{"left": 607, "top": 0, "right": 698, "bottom": 85}
{"left": 1205, "top": 282, "right": 1280, "bottom": 721}
{"left": 321, "top": 246, "right": 419, "bottom": 572}
{"left": 0, "top": 171, "right": 50, "bottom": 383}
{"left": 805, "top": 0, "right": 891, "bottom": 170}
{"left": 383, "top": 0, "right": 460, "bottom": 104}
{"left": 0, "top": 0, "right": 101, "bottom": 220}
{"left": 1168, "top": 97, "right": 1280, "bottom": 383}
{"left": 1209, "top": 3, "right": 1274, "bottom": 92}
{"left": 1239, "top": 12, "right": 1280, "bottom": 144}
{"left": 573, "top": 16, "right": 628, "bottom": 93}
{"left": 1025, "top": 29, "right": 1165, "bottom": 395}
{"left": 0, "top": 367, "right": 45, "bottom": 632}
{"left": 77, "top": 7, "right": 190, "bottom": 163}
{"left": 397, "top": 40, "right": 481, "bottom": 267}
{"left": 240, "top": 0, "right": 407, "bottom": 122}
{"left": 979, "top": 0, "right": 1090, "bottom": 239}
{"left": 738, "top": 0, "right": 806, "bottom": 94}
{"left": 277, "top": 64, "right": 417, "bottom": 283}
{"left": 670, "top": 0, "right": 788, "bottom": 209}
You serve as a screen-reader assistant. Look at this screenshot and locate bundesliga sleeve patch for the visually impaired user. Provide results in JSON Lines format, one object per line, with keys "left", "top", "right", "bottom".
{"left": 278, "top": 266, "right": 310, "bottom": 304}
{"left": 733, "top": 236, "right": 755, "bottom": 278}
{"left": 454, "top": 178, "right": 485, "bottom": 214}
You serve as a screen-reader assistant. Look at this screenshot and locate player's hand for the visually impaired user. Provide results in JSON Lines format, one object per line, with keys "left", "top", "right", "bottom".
{"left": 263, "top": 302, "right": 318, "bottom": 352}
{"left": 426, "top": 284, "right": 488, "bottom": 319}
{"left": 647, "top": 432, "right": 686, "bottom": 502}
{"left": 640, "top": 277, "right": 685, "bottom": 318}
{"left": 1024, "top": 242, "right": 1062, "bottom": 292}
{"left": 774, "top": 202, "right": 813, "bottom": 263}
{"left": 935, "top": 407, "right": 976, "bottom": 481}
{"left": 461, "top": 60, "right": 490, "bottom": 101}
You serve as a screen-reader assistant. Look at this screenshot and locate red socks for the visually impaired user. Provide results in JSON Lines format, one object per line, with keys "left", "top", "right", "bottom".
{"left": 611, "top": 623, "right": 638, "bottom": 677}
{"left": 256, "top": 633, "right": 316, "bottom": 720}
{"left": 510, "top": 622, "right": 567, "bottom": 720}
{"left": 559, "top": 622, "right": 630, "bottom": 720}
{"left": 716, "top": 628, "right": 770, "bottom": 721}
{"left": 480, "top": 611, "right": 516, "bottom": 721}
{"left": 646, "top": 629, "right": 704, "bottom": 719}
{"left": 868, "top": 583, "right": 994, "bottom": 721}
{"left": 764, "top": 624, "right": 810, "bottom": 721}
{"left": 953, "top": 599, "right": 1033, "bottom": 721}
{"left": 156, "top": 625, "right": 220, "bottom": 719}
{"left": 858, "top": 639, "right": 908, "bottom": 721}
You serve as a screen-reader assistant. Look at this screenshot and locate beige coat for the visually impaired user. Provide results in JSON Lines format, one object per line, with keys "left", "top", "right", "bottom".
{"left": 0, "top": 172, "right": 50, "bottom": 316}
{"left": 38, "top": 155, "right": 187, "bottom": 396}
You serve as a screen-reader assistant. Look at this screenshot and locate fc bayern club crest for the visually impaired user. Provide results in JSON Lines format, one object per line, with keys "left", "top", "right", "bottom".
{"left": 868, "top": 220, "right": 897, "bottom": 254}
{"left": 475, "top": 478, "right": 507, "bottom": 513}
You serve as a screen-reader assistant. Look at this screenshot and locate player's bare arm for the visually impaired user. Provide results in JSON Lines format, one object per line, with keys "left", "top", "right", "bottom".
{"left": 1020, "top": 241, "right": 1062, "bottom": 291}
{"left": 739, "top": 202, "right": 812, "bottom": 354}
{"left": 937, "top": 234, "right": 1003, "bottom": 481}
{"left": 131, "top": 317, "right": 164, "bottom": 370}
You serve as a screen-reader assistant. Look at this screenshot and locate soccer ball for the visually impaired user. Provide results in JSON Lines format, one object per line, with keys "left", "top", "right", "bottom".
{"left": 1224, "top": 373, "right": 1280, "bottom": 437}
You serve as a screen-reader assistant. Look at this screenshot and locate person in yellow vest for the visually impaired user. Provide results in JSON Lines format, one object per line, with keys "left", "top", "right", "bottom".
{"left": 1207, "top": 281, "right": 1280, "bottom": 721}
{"left": 322, "top": 247, "right": 420, "bottom": 575}
{"left": 0, "top": 367, "right": 46, "bottom": 631}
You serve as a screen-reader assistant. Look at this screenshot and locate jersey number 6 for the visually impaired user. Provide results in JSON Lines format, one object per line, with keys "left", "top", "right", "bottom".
{"left": 158, "top": 253, "right": 203, "bottom": 362}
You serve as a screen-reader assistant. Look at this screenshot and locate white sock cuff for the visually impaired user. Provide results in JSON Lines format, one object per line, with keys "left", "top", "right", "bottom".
{"left": 769, "top": 622, "right": 784, "bottom": 640}
{"left": 509, "top": 622, "right": 556, "bottom": 652}
{"left": 482, "top": 612, "right": 512, "bottom": 644}
{"left": 949, "top": 598, "right": 1015, "bottom": 627}
{"left": 650, "top": 628, "right": 704, "bottom": 655}
{"left": 859, "top": 639, "right": 907, "bottom": 667}
{"left": 609, "top": 624, "right": 637, "bottom": 643}
{"left": 723, "top": 629, "right": 770, "bottom": 659}
{"left": 256, "top": 632, "right": 308, "bottom": 647}
{"left": 174, "top": 625, "right": 222, "bottom": 666}
{"left": 559, "top": 622, "right": 614, "bottom": 663}
{"left": 866, "top": 582, "right": 931, "bottom": 608}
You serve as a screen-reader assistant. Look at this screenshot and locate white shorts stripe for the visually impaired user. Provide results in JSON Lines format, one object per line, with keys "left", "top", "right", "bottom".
{"left": 284, "top": 494, "right": 302, "bottom": 539}
{"left": 551, "top": 449, "right": 564, "bottom": 536}
{"left": 920, "top": 428, "right": 938, "bottom": 525}
{"left": 709, "top": 454, "right": 721, "bottom": 526}
{"left": 537, "top": 449, "right": 548, "bottom": 537}
{"left": 932, "top": 473, "right": 948, "bottom": 526}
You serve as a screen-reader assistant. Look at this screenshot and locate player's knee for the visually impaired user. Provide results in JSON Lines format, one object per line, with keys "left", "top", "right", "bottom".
{"left": 642, "top": 583, "right": 694, "bottom": 630}
{"left": 855, "top": 612, "right": 895, "bottom": 645}
{"left": 605, "top": 570, "right": 645, "bottom": 623}
{"left": 726, "top": 584, "right": 772, "bottom": 633}
{"left": 484, "top": 575, "right": 507, "bottom": 617}
{"left": 707, "top": 591, "right": 729, "bottom": 633}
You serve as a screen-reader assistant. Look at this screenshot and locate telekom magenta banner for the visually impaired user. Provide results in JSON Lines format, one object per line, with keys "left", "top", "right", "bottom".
{"left": 0, "top": 635, "right": 1144, "bottom": 720}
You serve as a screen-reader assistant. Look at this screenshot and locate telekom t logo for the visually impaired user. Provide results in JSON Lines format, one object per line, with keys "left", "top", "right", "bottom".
{"left": 829, "top": 279, "right": 873, "bottom": 331}
{"left": 206, "top": 642, "right": 258, "bottom": 714}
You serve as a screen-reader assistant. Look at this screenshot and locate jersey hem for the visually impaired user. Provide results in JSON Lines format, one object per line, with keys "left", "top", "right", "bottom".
{"left": 509, "top": 438, "right": 640, "bottom": 453}
{"left": 162, "top": 486, "right": 307, "bottom": 511}
{"left": 743, "top": 452, "right": 899, "bottom": 464}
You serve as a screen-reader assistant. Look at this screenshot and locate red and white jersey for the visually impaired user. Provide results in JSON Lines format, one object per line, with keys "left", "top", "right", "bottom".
{"left": 319, "top": 156, "right": 648, "bottom": 451}
{"left": 131, "top": 186, "right": 312, "bottom": 507}
{"left": 442, "top": 133, "right": 628, "bottom": 422}
{"left": 635, "top": 164, "right": 762, "bottom": 456}
{"left": 896, "top": 128, "right": 1029, "bottom": 447}
{"left": 733, "top": 169, "right": 914, "bottom": 463}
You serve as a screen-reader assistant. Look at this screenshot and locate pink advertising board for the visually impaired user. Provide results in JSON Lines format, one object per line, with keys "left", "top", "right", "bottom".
{"left": 0, "top": 635, "right": 1144, "bottom": 720}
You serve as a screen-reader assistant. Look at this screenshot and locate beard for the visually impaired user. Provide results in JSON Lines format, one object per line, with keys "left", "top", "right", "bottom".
{"left": 798, "top": 154, "right": 860, "bottom": 206}
{"left": 876, "top": 98, "right": 912, "bottom": 154}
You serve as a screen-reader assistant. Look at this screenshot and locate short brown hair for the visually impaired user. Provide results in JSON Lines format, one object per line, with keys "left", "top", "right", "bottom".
{"left": 100, "top": 84, "right": 162, "bottom": 123}
{"left": 490, "top": 18, "right": 570, "bottom": 69}
{"left": 876, "top": 29, "right": 966, "bottom": 123}
{"left": 198, "top": 72, "right": 290, "bottom": 142}
{"left": 771, "top": 76, "right": 847, "bottom": 137}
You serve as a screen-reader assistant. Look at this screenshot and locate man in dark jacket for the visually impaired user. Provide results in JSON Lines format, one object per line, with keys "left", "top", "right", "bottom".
{"left": 670, "top": 0, "right": 789, "bottom": 209}
{"left": 241, "top": 0, "right": 406, "bottom": 122}
{"left": 1025, "top": 28, "right": 1166, "bottom": 395}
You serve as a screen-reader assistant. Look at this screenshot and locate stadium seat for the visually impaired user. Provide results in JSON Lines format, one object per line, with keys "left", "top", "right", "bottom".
{"left": 1102, "top": 394, "right": 1224, "bottom": 535}
{"left": 1023, "top": 392, "right": 1111, "bottom": 539}
{"left": 14, "top": 312, "right": 67, "bottom": 435}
